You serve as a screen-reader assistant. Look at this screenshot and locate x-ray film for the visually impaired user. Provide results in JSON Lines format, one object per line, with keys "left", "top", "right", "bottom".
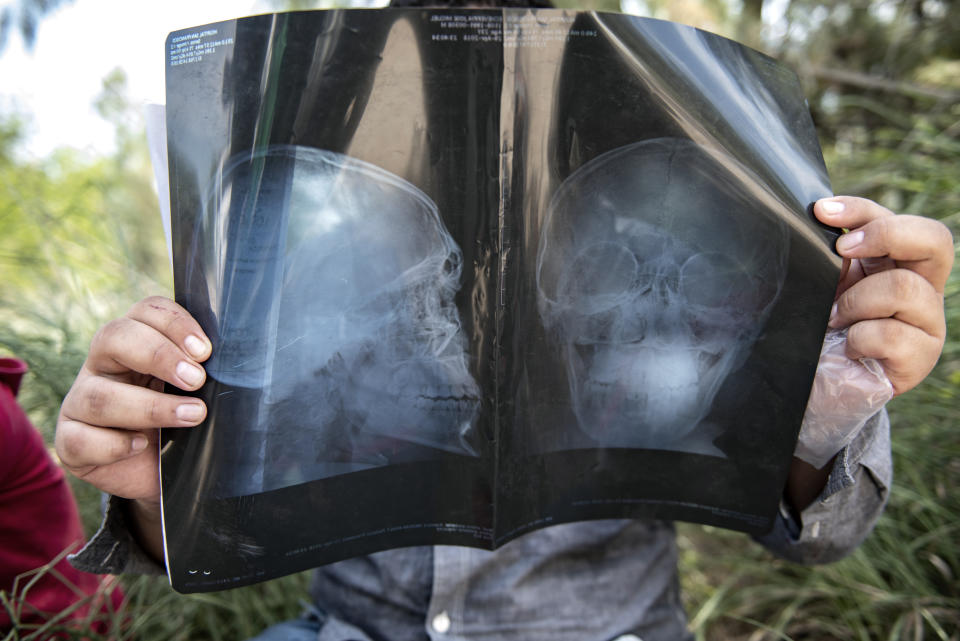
{"left": 161, "top": 8, "right": 840, "bottom": 593}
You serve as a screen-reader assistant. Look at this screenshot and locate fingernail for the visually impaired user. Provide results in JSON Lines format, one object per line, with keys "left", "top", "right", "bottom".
{"left": 836, "top": 230, "right": 864, "bottom": 252}
{"left": 176, "top": 403, "right": 204, "bottom": 422}
{"left": 184, "top": 335, "right": 209, "bottom": 359}
{"left": 176, "top": 361, "right": 204, "bottom": 387}
{"left": 827, "top": 303, "right": 839, "bottom": 328}
{"left": 131, "top": 434, "right": 148, "bottom": 453}
{"left": 820, "top": 199, "right": 845, "bottom": 215}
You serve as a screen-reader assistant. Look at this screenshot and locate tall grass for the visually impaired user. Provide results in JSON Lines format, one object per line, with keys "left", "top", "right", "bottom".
{"left": 680, "top": 212, "right": 960, "bottom": 640}
{"left": 1, "top": 548, "right": 124, "bottom": 641}
{"left": 1, "top": 567, "right": 310, "bottom": 641}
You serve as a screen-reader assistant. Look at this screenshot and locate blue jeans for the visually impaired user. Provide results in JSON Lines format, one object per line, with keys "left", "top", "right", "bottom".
{"left": 248, "top": 617, "right": 322, "bottom": 641}
{"left": 247, "top": 608, "right": 323, "bottom": 641}
{"left": 247, "top": 607, "right": 373, "bottom": 641}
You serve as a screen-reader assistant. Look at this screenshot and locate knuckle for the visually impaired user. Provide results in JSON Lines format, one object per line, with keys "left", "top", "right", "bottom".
{"left": 838, "top": 194, "right": 863, "bottom": 212}
{"left": 933, "top": 218, "right": 954, "bottom": 240}
{"left": 149, "top": 341, "right": 168, "bottom": 372}
{"left": 846, "top": 319, "right": 898, "bottom": 358}
{"left": 132, "top": 296, "right": 191, "bottom": 337}
{"left": 147, "top": 396, "right": 166, "bottom": 424}
{"left": 887, "top": 269, "right": 922, "bottom": 302}
{"left": 80, "top": 378, "right": 112, "bottom": 422}
{"left": 837, "top": 285, "right": 861, "bottom": 317}
{"left": 934, "top": 221, "right": 955, "bottom": 258}
{"left": 55, "top": 427, "right": 87, "bottom": 466}
{"left": 845, "top": 320, "right": 870, "bottom": 350}
{"left": 873, "top": 215, "right": 897, "bottom": 247}
{"left": 132, "top": 295, "right": 167, "bottom": 315}
{"left": 90, "top": 318, "right": 123, "bottom": 352}
{"left": 931, "top": 311, "right": 947, "bottom": 339}
{"left": 152, "top": 299, "right": 186, "bottom": 330}
{"left": 107, "top": 435, "right": 132, "bottom": 461}
{"left": 142, "top": 294, "right": 168, "bottom": 307}
{"left": 882, "top": 324, "right": 913, "bottom": 361}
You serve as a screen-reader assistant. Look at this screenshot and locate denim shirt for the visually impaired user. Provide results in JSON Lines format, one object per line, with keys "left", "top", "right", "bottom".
{"left": 72, "top": 411, "right": 891, "bottom": 641}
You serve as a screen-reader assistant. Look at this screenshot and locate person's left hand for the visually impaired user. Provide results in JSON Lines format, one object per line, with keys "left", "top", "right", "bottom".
{"left": 787, "top": 196, "right": 952, "bottom": 501}
{"left": 815, "top": 196, "right": 954, "bottom": 395}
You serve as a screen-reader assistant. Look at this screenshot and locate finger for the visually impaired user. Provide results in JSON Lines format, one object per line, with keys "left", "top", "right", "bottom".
{"left": 817, "top": 199, "right": 954, "bottom": 293}
{"left": 828, "top": 268, "right": 946, "bottom": 339}
{"left": 56, "top": 418, "right": 152, "bottom": 469}
{"left": 61, "top": 375, "right": 207, "bottom": 430}
{"left": 127, "top": 296, "right": 212, "bottom": 362}
{"left": 814, "top": 196, "right": 895, "bottom": 229}
{"left": 836, "top": 215, "right": 954, "bottom": 292}
{"left": 88, "top": 316, "right": 208, "bottom": 390}
{"left": 80, "top": 456, "right": 161, "bottom": 501}
{"left": 56, "top": 427, "right": 161, "bottom": 500}
{"left": 846, "top": 318, "right": 945, "bottom": 395}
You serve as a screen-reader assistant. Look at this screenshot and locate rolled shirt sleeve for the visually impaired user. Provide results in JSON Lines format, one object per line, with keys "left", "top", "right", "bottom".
{"left": 69, "top": 494, "right": 166, "bottom": 576}
{"left": 756, "top": 409, "right": 892, "bottom": 564}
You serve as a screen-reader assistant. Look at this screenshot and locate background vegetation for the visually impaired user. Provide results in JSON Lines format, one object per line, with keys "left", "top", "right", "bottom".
{"left": 2, "top": 0, "right": 957, "bottom": 639}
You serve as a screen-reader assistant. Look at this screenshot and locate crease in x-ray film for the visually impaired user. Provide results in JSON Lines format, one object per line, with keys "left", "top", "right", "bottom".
{"left": 192, "top": 145, "right": 481, "bottom": 495}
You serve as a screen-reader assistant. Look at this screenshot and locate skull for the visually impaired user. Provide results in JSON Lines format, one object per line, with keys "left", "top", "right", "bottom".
{"left": 197, "top": 146, "right": 480, "bottom": 492}
{"left": 537, "top": 138, "right": 789, "bottom": 449}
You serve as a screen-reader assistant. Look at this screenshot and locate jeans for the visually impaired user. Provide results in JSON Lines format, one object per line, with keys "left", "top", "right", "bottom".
{"left": 248, "top": 616, "right": 322, "bottom": 641}
{"left": 247, "top": 606, "right": 374, "bottom": 641}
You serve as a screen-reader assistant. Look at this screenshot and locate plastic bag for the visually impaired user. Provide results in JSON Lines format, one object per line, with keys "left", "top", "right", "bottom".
{"left": 795, "top": 328, "right": 894, "bottom": 469}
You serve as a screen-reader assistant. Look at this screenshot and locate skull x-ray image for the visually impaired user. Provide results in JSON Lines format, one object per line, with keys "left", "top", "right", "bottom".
{"left": 536, "top": 138, "right": 790, "bottom": 452}
{"left": 195, "top": 145, "right": 481, "bottom": 495}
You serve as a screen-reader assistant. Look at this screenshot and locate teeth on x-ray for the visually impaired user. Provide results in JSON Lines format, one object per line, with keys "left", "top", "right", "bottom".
{"left": 194, "top": 145, "right": 481, "bottom": 494}
{"left": 537, "top": 138, "right": 790, "bottom": 449}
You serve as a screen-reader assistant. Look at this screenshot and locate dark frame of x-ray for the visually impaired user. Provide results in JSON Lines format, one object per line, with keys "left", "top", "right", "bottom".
{"left": 160, "top": 8, "right": 840, "bottom": 592}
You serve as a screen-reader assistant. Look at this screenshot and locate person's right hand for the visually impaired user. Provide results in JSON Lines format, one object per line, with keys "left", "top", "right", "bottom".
{"left": 56, "top": 296, "right": 211, "bottom": 504}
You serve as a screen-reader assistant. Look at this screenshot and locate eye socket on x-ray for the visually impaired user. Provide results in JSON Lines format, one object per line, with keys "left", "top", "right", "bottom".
{"left": 558, "top": 242, "right": 640, "bottom": 309}
{"left": 558, "top": 242, "right": 650, "bottom": 344}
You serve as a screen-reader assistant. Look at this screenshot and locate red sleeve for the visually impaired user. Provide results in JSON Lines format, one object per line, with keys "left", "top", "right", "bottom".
{"left": 0, "top": 359, "right": 123, "bottom": 631}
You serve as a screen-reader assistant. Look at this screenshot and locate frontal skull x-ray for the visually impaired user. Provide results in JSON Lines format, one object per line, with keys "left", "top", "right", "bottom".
{"left": 195, "top": 145, "right": 480, "bottom": 495}
{"left": 537, "top": 138, "right": 790, "bottom": 452}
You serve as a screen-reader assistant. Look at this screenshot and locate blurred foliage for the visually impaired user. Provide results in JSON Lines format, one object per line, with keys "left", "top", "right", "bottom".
{"left": 0, "top": 0, "right": 73, "bottom": 52}
{"left": 2, "top": 566, "right": 310, "bottom": 641}
{"left": 0, "top": 69, "right": 171, "bottom": 433}
{"left": 0, "top": 0, "right": 958, "bottom": 639}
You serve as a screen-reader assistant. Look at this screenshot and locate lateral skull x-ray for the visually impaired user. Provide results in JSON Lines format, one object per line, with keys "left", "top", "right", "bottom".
{"left": 537, "top": 138, "right": 790, "bottom": 451}
{"left": 196, "top": 145, "right": 480, "bottom": 494}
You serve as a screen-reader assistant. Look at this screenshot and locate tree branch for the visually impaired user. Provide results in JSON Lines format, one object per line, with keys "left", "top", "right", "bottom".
{"left": 806, "top": 66, "right": 960, "bottom": 102}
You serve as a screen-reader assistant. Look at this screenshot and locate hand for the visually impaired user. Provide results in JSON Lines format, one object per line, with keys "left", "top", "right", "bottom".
{"left": 56, "top": 296, "right": 211, "bottom": 504}
{"left": 815, "top": 196, "right": 954, "bottom": 395}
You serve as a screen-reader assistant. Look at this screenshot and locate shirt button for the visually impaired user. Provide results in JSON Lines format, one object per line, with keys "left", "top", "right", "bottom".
{"left": 432, "top": 611, "right": 452, "bottom": 634}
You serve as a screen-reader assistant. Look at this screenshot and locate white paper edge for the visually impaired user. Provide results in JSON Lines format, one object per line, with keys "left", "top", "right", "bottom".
{"left": 144, "top": 103, "right": 173, "bottom": 269}
{"left": 143, "top": 101, "right": 176, "bottom": 585}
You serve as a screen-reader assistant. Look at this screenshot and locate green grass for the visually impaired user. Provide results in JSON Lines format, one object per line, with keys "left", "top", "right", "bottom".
{"left": 678, "top": 413, "right": 960, "bottom": 641}
{"left": 679, "top": 217, "right": 960, "bottom": 641}
{"left": 2, "top": 566, "right": 310, "bottom": 641}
